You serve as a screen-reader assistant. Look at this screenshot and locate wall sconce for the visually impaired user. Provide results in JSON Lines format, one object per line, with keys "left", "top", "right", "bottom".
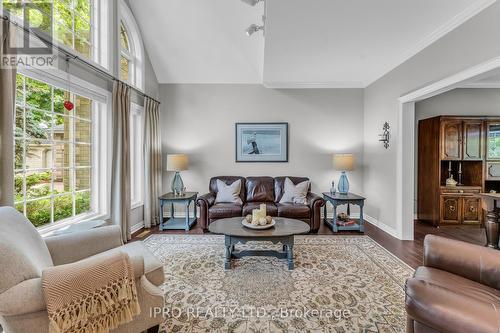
{"left": 379, "top": 122, "right": 390, "bottom": 149}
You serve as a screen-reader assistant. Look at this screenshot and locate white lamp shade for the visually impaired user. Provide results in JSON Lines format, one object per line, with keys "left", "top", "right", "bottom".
{"left": 333, "top": 154, "right": 355, "bottom": 171}
{"left": 166, "top": 154, "right": 188, "bottom": 171}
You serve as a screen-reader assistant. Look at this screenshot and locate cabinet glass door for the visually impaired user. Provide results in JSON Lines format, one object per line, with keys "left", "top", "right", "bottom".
{"left": 488, "top": 123, "right": 500, "bottom": 160}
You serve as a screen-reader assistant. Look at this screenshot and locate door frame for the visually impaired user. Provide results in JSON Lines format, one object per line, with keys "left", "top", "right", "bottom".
{"left": 396, "top": 56, "right": 500, "bottom": 240}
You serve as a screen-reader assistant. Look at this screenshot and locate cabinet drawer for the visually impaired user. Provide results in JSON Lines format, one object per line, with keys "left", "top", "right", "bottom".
{"left": 440, "top": 196, "right": 461, "bottom": 224}
{"left": 441, "top": 187, "right": 481, "bottom": 195}
{"left": 462, "top": 197, "right": 481, "bottom": 224}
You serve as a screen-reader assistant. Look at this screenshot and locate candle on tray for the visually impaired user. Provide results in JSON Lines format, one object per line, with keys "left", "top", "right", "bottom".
{"left": 252, "top": 209, "right": 260, "bottom": 222}
{"left": 260, "top": 203, "right": 267, "bottom": 217}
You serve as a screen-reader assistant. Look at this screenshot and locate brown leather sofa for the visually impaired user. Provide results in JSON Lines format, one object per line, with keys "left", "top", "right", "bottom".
{"left": 405, "top": 235, "right": 500, "bottom": 333}
{"left": 196, "top": 176, "right": 325, "bottom": 232}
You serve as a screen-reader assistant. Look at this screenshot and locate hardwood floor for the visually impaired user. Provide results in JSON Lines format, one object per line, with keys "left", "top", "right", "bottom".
{"left": 132, "top": 220, "right": 486, "bottom": 269}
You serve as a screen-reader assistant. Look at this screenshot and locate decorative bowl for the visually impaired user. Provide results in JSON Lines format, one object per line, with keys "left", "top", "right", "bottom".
{"left": 241, "top": 219, "right": 276, "bottom": 230}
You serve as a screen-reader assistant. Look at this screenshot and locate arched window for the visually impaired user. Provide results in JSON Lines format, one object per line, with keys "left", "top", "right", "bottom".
{"left": 118, "top": 1, "right": 144, "bottom": 90}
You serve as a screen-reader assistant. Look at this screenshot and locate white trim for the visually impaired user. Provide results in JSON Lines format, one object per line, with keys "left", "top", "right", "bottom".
{"left": 131, "top": 220, "right": 145, "bottom": 234}
{"left": 460, "top": 81, "right": 500, "bottom": 88}
{"left": 395, "top": 56, "right": 500, "bottom": 241}
{"left": 263, "top": 81, "right": 365, "bottom": 89}
{"left": 367, "top": 0, "right": 498, "bottom": 86}
{"left": 130, "top": 103, "right": 144, "bottom": 208}
{"left": 363, "top": 215, "right": 399, "bottom": 239}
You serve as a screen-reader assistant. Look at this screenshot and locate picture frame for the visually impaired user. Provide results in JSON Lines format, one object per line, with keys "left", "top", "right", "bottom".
{"left": 235, "top": 123, "right": 289, "bottom": 162}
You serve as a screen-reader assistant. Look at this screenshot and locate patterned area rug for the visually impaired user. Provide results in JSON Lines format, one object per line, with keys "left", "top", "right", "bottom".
{"left": 143, "top": 235, "right": 414, "bottom": 333}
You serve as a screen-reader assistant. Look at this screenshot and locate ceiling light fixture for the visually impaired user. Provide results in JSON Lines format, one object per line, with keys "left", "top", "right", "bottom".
{"left": 245, "top": 24, "right": 264, "bottom": 36}
{"left": 241, "top": 0, "right": 263, "bottom": 6}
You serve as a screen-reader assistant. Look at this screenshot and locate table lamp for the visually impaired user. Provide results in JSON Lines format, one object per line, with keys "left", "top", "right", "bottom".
{"left": 333, "top": 154, "right": 355, "bottom": 195}
{"left": 166, "top": 154, "right": 188, "bottom": 194}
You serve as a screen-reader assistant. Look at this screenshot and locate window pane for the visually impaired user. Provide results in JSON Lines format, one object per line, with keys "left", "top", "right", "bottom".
{"left": 75, "top": 14, "right": 91, "bottom": 40}
{"left": 76, "top": 168, "right": 91, "bottom": 191}
{"left": 54, "top": 88, "right": 70, "bottom": 114}
{"left": 3, "top": 1, "right": 23, "bottom": 17}
{"left": 16, "top": 75, "right": 24, "bottom": 105}
{"left": 14, "top": 139, "right": 24, "bottom": 170}
{"left": 75, "top": 95, "right": 91, "bottom": 120}
{"left": 54, "top": 194, "right": 73, "bottom": 222}
{"left": 75, "top": 37, "right": 91, "bottom": 58}
{"left": 54, "top": 115, "right": 71, "bottom": 141}
{"left": 15, "top": 107, "right": 24, "bottom": 138}
{"left": 56, "top": 26, "right": 74, "bottom": 48}
{"left": 75, "top": 0, "right": 91, "bottom": 19}
{"left": 15, "top": 202, "right": 24, "bottom": 216}
{"left": 75, "top": 144, "right": 91, "bottom": 167}
{"left": 120, "top": 23, "right": 130, "bottom": 51}
{"left": 26, "top": 78, "right": 51, "bottom": 111}
{"left": 54, "top": 143, "right": 71, "bottom": 169}
{"left": 27, "top": 199, "right": 52, "bottom": 227}
{"left": 25, "top": 109, "right": 52, "bottom": 140}
{"left": 25, "top": 170, "right": 52, "bottom": 199}
{"left": 53, "top": 169, "right": 72, "bottom": 193}
{"left": 54, "top": 0, "right": 73, "bottom": 31}
{"left": 25, "top": 140, "right": 52, "bottom": 170}
{"left": 75, "top": 118, "right": 91, "bottom": 143}
{"left": 26, "top": 6, "right": 51, "bottom": 34}
{"left": 14, "top": 172, "right": 24, "bottom": 202}
{"left": 75, "top": 191, "right": 91, "bottom": 215}
{"left": 120, "top": 56, "right": 129, "bottom": 82}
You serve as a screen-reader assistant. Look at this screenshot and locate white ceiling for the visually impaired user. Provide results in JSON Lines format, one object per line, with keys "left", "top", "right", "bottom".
{"left": 129, "top": 0, "right": 495, "bottom": 87}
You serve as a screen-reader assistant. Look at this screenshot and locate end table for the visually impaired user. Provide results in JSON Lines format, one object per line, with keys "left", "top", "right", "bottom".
{"left": 159, "top": 192, "right": 198, "bottom": 231}
{"left": 323, "top": 192, "right": 365, "bottom": 233}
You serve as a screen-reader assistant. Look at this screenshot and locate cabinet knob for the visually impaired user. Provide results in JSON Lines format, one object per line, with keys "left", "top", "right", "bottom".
{"left": 470, "top": 206, "right": 476, "bottom": 212}
{"left": 449, "top": 206, "right": 456, "bottom": 212}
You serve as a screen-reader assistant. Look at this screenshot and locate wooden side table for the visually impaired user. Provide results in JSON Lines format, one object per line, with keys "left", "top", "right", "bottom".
{"left": 159, "top": 192, "right": 198, "bottom": 231}
{"left": 323, "top": 192, "right": 365, "bottom": 233}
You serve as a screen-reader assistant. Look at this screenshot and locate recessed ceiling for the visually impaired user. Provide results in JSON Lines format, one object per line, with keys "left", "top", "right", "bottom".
{"left": 129, "top": 0, "right": 495, "bottom": 87}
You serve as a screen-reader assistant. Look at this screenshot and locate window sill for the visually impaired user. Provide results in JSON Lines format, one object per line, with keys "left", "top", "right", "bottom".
{"left": 38, "top": 212, "right": 109, "bottom": 237}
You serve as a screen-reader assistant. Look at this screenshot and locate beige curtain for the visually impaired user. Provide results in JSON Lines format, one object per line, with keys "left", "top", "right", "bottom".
{"left": 144, "top": 97, "right": 162, "bottom": 228}
{"left": 111, "top": 81, "right": 131, "bottom": 242}
{"left": 0, "top": 19, "right": 16, "bottom": 207}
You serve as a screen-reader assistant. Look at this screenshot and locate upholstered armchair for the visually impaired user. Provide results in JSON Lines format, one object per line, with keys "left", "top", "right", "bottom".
{"left": 0, "top": 207, "right": 164, "bottom": 333}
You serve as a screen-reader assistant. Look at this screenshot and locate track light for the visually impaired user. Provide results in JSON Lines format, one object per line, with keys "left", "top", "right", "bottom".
{"left": 241, "top": 0, "right": 263, "bottom": 6}
{"left": 245, "top": 24, "right": 264, "bottom": 36}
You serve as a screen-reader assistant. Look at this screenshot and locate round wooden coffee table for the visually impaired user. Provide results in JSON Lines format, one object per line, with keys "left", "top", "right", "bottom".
{"left": 208, "top": 217, "right": 310, "bottom": 270}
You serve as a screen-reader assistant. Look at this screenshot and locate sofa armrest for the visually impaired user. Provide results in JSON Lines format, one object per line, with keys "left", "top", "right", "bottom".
{"left": 197, "top": 193, "right": 216, "bottom": 230}
{"left": 306, "top": 192, "right": 325, "bottom": 232}
{"left": 0, "top": 278, "right": 45, "bottom": 316}
{"left": 424, "top": 235, "right": 500, "bottom": 289}
{"left": 44, "top": 225, "right": 123, "bottom": 265}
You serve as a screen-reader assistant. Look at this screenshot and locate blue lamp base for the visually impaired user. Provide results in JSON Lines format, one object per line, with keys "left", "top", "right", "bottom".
{"left": 338, "top": 171, "right": 349, "bottom": 195}
{"left": 171, "top": 172, "right": 184, "bottom": 194}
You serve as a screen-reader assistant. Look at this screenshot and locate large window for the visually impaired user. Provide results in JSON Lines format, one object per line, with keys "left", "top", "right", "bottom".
{"left": 130, "top": 103, "right": 144, "bottom": 208}
{"left": 2, "top": 0, "right": 107, "bottom": 65}
{"left": 14, "top": 74, "right": 94, "bottom": 227}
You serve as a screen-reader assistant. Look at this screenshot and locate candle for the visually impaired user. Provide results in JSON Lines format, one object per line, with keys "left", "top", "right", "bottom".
{"left": 448, "top": 161, "right": 452, "bottom": 170}
{"left": 252, "top": 209, "right": 260, "bottom": 222}
{"left": 260, "top": 203, "right": 267, "bottom": 217}
{"left": 459, "top": 162, "right": 462, "bottom": 173}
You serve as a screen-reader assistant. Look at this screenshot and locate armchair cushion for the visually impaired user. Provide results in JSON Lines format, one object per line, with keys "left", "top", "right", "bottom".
{"left": 44, "top": 225, "right": 123, "bottom": 266}
{"left": 93, "top": 241, "right": 164, "bottom": 287}
{"left": 0, "top": 278, "right": 45, "bottom": 316}
{"left": 424, "top": 235, "right": 500, "bottom": 290}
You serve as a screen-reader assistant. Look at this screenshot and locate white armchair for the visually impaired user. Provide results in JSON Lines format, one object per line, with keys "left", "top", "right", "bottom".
{"left": 0, "top": 207, "right": 164, "bottom": 333}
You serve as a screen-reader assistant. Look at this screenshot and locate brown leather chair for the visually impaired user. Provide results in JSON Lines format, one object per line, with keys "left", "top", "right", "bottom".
{"left": 405, "top": 235, "right": 500, "bottom": 333}
{"left": 197, "top": 176, "right": 324, "bottom": 232}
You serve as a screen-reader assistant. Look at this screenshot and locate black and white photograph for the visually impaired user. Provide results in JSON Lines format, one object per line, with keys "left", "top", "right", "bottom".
{"left": 235, "top": 123, "right": 288, "bottom": 162}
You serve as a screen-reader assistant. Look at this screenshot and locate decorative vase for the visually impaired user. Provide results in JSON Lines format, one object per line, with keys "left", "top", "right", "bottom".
{"left": 171, "top": 172, "right": 184, "bottom": 195}
{"left": 338, "top": 171, "right": 349, "bottom": 195}
{"left": 330, "top": 181, "right": 336, "bottom": 194}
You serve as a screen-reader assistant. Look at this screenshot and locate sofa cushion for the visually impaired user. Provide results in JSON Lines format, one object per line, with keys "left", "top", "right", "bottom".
{"left": 246, "top": 177, "right": 275, "bottom": 202}
{"left": 209, "top": 203, "right": 243, "bottom": 219}
{"left": 95, "top": 241, "right": 164, "bottom": 287}
{"left": 215, "top": 179, "right": 243, "bottom": 204}
{"left": 242, "top": 202, "right": 278, "bottom": 217}
{"left": 274, "top": 177, "right": 310, "bottom": 203}
{"left": 277, "top": 203, "right": 311, "bottom": 219}
{"left": 405, "top": 269, "right": 500, "bottom": 333}
{"left": 209, "top": 176, "right": 246, "bottom": 202}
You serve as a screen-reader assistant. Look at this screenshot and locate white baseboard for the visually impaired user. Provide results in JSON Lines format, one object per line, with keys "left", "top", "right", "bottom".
{"left": 131, "top": 221, "right": 145, "bottom": 234}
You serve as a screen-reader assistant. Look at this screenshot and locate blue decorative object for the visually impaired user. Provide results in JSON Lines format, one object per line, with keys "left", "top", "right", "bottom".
{"left": 171, "top": 171, "right": 184, "bottom": 194}
{"left": 338, "top": 171, "right": 349, "bottom": 195}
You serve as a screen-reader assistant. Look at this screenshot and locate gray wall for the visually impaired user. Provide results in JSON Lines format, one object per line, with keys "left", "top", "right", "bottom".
{"left": 413, "top": 88, "right": 500, "bottom": 211}
{"left": 160, "top": 84, "right": 364, "bottom": 214}
{"left": 363, "top": 1, "right": 500, "bottom": 237}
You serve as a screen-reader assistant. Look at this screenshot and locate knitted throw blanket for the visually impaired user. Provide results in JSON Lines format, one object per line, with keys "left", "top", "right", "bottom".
{"left": 42, "top": 252, "right": 140, "bottom": 333}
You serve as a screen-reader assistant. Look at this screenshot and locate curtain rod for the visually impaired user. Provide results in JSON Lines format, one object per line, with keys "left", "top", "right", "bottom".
{"left": 1, "top": 15, "right": 161, "bottom": 105}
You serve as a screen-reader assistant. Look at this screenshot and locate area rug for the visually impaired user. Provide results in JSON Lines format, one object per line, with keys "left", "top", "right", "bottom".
{"left": 143, "top": 235, "right": 414, "bottom": 333}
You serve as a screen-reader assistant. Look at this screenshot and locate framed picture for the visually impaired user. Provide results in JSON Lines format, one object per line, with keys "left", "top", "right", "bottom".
{"left": 235, "top": 123, "right": 288, "bottom": 162}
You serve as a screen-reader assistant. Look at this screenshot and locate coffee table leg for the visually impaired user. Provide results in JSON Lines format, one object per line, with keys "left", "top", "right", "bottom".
{"left": 224, "top": 236, "right": 232, "bottom": 270}
{"left": 286, "top": 237, "right": 294, "bottom": 270}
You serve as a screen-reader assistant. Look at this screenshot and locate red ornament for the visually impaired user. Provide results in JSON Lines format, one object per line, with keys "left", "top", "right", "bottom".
{"left": 63, "top": 100, "right": 74, "bottom": 111}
